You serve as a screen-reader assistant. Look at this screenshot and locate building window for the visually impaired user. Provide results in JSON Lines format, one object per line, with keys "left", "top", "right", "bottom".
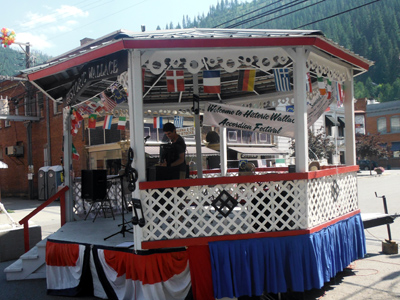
{"left": 228, "top": 130, "right": 238, "bottom": 142}
{"left": 390, "top": 116, "right": 400, "bottom": 133}
{"left": 377, "top": 117, "right": 387, "bottom": 134}
{"left": 259, "top": 133, "right": 271, "bottom": 144}
{"left": 5, "top": 120, "right": 10, "bottom": 127}
{"left": 53, "top": 100, "right": 63, "bottom": 115}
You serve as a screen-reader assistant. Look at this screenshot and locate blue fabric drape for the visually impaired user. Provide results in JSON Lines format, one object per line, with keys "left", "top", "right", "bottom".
{"left": 209, "top": 214, "right": 366, "bottom": 298}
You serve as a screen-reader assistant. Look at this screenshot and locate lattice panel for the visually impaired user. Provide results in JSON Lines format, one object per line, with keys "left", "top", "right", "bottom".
{"left": 140, "top": 179, "right": 309, "bottom": 242}
{"left": 72, "top": 178, "right": 127, "bottom": 220}
{"left": 307, "top": 172, "right": 358, "bottom": 227}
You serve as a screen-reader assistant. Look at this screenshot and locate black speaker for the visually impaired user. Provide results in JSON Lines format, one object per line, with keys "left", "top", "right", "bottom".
{"left": 81, "top": 170, "right": 107, "bottom": 201}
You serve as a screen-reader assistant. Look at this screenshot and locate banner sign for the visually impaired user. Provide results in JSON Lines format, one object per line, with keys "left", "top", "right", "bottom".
{"left": 176, "top": 126, "right": 195, "bottom": 136}
{"left": 65, "top": 51, "right": 128, "bottom": 104}
{"left": 203, "top": 94, "right": 330, "bottom": 138}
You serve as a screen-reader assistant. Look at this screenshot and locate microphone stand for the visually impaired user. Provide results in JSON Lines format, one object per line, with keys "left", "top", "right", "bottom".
{"left": 104, "top": 173, "right": 133, "bottom": 240}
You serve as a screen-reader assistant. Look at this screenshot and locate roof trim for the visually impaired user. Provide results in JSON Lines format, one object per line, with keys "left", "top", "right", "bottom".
{"left": 26, "top": 34, "right": 371, "bottom": 82}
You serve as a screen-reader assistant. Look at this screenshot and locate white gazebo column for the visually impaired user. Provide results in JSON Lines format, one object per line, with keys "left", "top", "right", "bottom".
{"left": 193, "top": 74, "right": 203, "bottom": 178}
{"left": 220, "top": 127, "right": 227, "bottom": 176}
{"left": 344, "top": 69, "right": 356, "bottom": 165}
{"left": 289, "top": 47, "right": 309, "bottom": 172}
{"left": 128, "top": 49, "right": 146, "bottom": 250}
{"left": 62, "top": 107, "right": 74, "bottom": 222}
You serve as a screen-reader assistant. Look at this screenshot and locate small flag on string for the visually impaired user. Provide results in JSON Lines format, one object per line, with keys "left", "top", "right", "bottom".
{"left": 336, "top": 82, "right": 344, "bottom": 107}
{"left": 100, "top": 92, "right": 117, "bottom": 112}
{"left": 306, "top": 72, "right": 312, "bottom": 93}
{"left": 203, "top": 70, "right": 221, "bottom": 94}
{"left": 103, "top": 115, "right": 113, "bottom": 130}
{"left": 174, "top": 116, "right": 184, "bottom": 128}
{"left": 88, "top": 114, "right": 97, "bottom": 129}
{"left": 286, "top": 105, "right": 294, "bottom": 112}
{"left": 72, "top": 144, "right": 79, "bottom": 160}
{"left": 117, "top": 116, "right": 126, "bottom": 130}
{"left": 238, "top": 69, "right": 256, "bottom": 92}
{"left": 153, "top": 117, "right": 163, "bottom": 129}
{"left": 273, "top": 69, "right": 291, "bottom": 92}
{"left": 110, "top": 83, "right": 126, "bottom": 104}
{"left": 166, "top": 70, "right": 185, "bottom": 92}
{"left": 317, "top": 77, "right": 326, "bottom": 95}
{"left": 327, "top": 79, "right": 332, "bottom": 100}
{"left": 72, "top": 108, "right": 83, "bottom": 122}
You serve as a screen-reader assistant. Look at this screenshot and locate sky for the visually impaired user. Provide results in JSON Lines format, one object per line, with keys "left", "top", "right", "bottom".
{"left": 3, "top": 0, "right": 245, "bottom": 57}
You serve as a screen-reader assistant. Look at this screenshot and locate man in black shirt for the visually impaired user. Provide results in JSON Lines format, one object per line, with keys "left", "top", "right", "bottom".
{"left": 160, "top": 123, "right": 187, "bottom": 179}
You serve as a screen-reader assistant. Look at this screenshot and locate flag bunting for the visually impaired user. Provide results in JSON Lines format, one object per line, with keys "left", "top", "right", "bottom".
{"left": 238, "top": 69, "right": 256, "bottom": 92}
{"left": 273, "top": 69, "right": 291, "bottom": 92}
{"left": 203, "top": 70, "right": 221, "bottom": 94}
{"left": 166, "top": 70, "right": 185, "bottom": 92}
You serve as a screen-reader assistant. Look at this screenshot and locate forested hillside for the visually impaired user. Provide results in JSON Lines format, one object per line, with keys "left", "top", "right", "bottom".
{"left": 0, "top": 46, "right": 52, "bottom": 77}
{"left": 171, "top": 0, "right": 400, "bottom": 102}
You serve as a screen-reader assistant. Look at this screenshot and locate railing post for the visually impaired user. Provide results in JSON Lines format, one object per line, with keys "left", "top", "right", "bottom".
{"left": 22, "top": 221, "right": 29, "bottom": 253}
{"left": 60, "top": 193, "right": 66, "bottom": 226}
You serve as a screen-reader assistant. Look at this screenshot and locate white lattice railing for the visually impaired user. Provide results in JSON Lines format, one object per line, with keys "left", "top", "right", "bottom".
{"left": 139, "top": 165, "right": 359, "bottom": 248}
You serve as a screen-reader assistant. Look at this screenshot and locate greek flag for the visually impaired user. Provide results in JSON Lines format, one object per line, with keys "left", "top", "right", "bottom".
{"left": 174, "top": 116, "right": 184, "bottom": 128}
{"left": 273, "top": 69, "right": 291, "bottom": 92}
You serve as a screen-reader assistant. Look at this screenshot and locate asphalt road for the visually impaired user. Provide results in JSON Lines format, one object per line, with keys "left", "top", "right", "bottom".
{"left": 1, "top": 169, "right": 399, "bottom": 300}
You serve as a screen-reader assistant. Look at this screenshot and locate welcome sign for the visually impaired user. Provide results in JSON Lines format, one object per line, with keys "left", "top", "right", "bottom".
{"left": 203, "top": 94, "right": 331, "bottom": 138}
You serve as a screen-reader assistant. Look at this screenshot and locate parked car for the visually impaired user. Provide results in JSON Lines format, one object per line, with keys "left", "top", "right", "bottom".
{"left": 357, "top": 160, "right": 378, "bottom": 170}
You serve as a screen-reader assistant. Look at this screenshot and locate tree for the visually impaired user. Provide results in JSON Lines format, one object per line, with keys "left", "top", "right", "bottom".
{"left": 289, "top": 127, "right": 336, "bottom": 161}
{"left": 356, "top": 133, "right": 390, "bottom": 174}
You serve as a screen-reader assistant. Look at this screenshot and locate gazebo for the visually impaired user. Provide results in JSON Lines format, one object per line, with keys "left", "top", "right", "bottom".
{"left": 23, "top": 28, "right": 371, "bottom": 300}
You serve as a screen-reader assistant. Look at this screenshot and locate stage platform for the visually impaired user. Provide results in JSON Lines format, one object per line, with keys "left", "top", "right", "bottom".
{"left": 49, "top": 216, "right": 134, "bottom": 248}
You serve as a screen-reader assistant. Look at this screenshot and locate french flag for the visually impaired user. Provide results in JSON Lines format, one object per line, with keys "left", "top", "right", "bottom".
{"left": 103, "top": 115, "right": 113, "bottom": 130}
{"left": 153, "top": 117, "right": 163, "bottom": 129}
{"left": 203, "top": 70, "right": 221, "bottom": 94}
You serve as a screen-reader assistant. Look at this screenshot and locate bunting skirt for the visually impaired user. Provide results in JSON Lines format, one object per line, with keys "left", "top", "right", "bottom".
{"left": 45, "top": 213, "right": 365, "bottom": 299}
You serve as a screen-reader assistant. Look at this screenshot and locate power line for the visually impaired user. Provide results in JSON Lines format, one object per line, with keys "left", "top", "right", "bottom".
{"left": 293, "top": 0, "right": 382, "bottom": 29}
{"left": 213, "top": 0, "right": 283, "bottom": 28}
{"left": 225, "top": 0, "right": 309, "bottom": 29}
{"left": 249, "top": 0, "right": 326, "bottom": 28}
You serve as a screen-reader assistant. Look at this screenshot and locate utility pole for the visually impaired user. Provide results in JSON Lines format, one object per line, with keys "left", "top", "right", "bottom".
{"left": 20, "top": 42, "right": 35, "bottom": 199}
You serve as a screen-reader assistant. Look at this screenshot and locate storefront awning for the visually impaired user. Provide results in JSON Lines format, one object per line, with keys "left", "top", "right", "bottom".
{"left": 145, "top": 146, "right": 219, "bottom": 157}
{"left": 325, "top": 115, "right": 339, "bottom": 126}
{"left": 338, "top": 116, "right": 345, "bottom": 127}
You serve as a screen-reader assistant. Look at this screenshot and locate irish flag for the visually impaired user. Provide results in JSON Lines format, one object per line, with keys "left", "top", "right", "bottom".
{"left": 317, "top": 77, "right": 326, "bottom": 95}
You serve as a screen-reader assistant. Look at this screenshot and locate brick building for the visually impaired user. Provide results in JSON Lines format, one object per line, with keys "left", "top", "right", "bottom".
{"left": 355, "top": 98, "right": 400, "bottom": 168}
{"left": 0, "top": 79, "right": 87, "bottom": 198}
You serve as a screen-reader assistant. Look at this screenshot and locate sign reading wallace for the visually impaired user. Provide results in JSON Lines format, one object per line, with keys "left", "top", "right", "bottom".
{"left": 203, "top": 94, "right": 331, "bottom": 138}
{"left": 66, "top": 51, "right": 128, "bottom": 104}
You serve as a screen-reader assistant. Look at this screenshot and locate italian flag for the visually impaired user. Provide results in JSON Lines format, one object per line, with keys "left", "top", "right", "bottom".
{"left": 72, "top": 143, "right": 80, "bottom": 160}
{"left": 118, "top": 116, "right": 126, "bottom": 130}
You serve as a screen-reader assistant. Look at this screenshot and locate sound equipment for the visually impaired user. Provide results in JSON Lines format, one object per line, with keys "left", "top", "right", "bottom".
{"left": 81, "top": 170, "right": 107, "bottom": 201}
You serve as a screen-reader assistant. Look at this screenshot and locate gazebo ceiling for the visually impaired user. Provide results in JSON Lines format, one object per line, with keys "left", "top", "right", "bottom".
{"left": 23, "top": 28, "right": 373, "bottom": 109}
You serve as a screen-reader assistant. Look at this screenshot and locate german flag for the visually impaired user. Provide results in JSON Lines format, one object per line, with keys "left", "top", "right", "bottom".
{"left": 238, "top": 69, "right": 256, "bottom": 92}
